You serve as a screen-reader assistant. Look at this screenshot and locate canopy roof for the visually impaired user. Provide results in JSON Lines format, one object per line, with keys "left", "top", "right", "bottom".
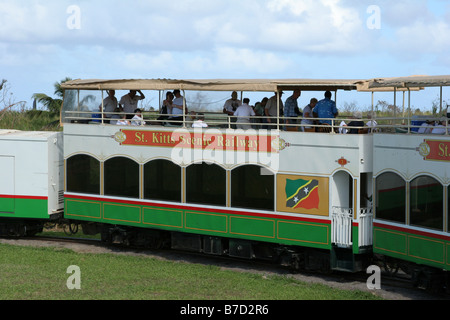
{"left": 61, "top": 78, "right": 362, "bottom": 92}
{"left": 61, "top": 75, "right": 450, "bottom": 93}
{"left": 366, "top": 75, "right": 450, "bottom": 89}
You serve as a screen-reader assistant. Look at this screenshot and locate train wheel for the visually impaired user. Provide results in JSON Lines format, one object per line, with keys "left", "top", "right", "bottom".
{"left": 382, "top": 257, "right": 399, "bottom": 276}
{"left": 64, "top": 223, "right": 79, "bottom": 235}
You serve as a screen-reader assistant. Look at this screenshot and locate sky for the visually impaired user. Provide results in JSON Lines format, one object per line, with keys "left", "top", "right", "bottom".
{"left": 1, "top": 0, "right": 450, "bottom": 112}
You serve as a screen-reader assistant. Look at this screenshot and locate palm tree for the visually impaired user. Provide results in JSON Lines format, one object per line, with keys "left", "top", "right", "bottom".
{"left": 32, "top": 77, "right": 72, "bottom": 114}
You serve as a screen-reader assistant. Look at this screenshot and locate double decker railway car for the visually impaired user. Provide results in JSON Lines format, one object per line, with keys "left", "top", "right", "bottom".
{"left": 60, "top": 78, "right": 376, "bottom": 273}
{"left": 0, "top": 75, "right": 448, "bottom": 291}
{"left": 366, "top": 76, "right": 450, "bottom": 288}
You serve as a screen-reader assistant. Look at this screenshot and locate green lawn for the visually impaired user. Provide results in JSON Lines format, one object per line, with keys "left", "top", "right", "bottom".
{"left": 0, "top": 243, "right": 381, "bottom": 300}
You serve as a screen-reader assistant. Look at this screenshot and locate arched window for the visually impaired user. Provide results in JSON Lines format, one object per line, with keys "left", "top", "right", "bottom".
{"left": 375, "top": 172, "right": 406, "bottom": 224}
{"left": 104, "top": 157, "right": 139, "bottom": 199}
{"left": 186, "top": 162, "right": 226, "bottom": 206}
{"left": 410, "top": 176, "right": 443, "bottom": 231}
{"left": 66, "top": 154, "right": 100, "bottom": 195}
{"left": 231, "top": 165, "right": 274, "bottom": 211}
{"left": 144, "top": 159, "right": 181, "bottom": 202}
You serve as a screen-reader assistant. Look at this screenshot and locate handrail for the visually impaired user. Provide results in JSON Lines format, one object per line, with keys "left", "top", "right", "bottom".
{"left": 62, "top": 110, "right": 450, "bottom": 135}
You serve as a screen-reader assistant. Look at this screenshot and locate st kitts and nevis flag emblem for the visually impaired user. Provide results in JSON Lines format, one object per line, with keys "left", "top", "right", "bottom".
{"left": 285, "top": 179, "right": 320, "bottom": 210}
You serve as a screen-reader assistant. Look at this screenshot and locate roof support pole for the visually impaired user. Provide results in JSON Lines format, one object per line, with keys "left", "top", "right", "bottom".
{"left": 393, "top": 87, "right": 397, "bottom": 120}
{"left": 182, "top": 89, "right": 186, "bottom": 128}
{"left": 371, "top": 91, "right": 374, "bottom": 115}
{"left": 276, "top": 90, "right": 280, "bottom": 131}
{"left": 101, "top": 90, "right": 104, "bottom": 124}
{"left": 407, "top": 88, "right": 411, "bottom": 134}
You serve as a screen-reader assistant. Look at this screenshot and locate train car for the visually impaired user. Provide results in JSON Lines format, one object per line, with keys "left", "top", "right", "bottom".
{"left": 0, "top": 129, "right": 64, "bottom": 236}
{"left": 60, "top": 78, "right": 376, "bottom": 272}
{"left": 366, "top": 76, "right": 450, "bottom": 289}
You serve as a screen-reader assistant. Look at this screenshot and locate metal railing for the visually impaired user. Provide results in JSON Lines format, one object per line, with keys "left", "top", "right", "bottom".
{"left": 331, "top": 206, "right": 373, "bottom": 248}
{"left": 331, "top": 207, "right": 353, "bottom": 248}
{"left": 359, "top": 207, "right": 373, "bottom": 247}
{"left": 62, "top": 110, "right": 450, "bottom": 135}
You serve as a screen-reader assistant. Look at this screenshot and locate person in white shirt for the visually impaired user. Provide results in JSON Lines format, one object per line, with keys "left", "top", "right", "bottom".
{"left": 301, "top": 98, "right": 317, "bottom": 132}
{"left": 169, "top": 89, "right": 187, "bottom": 126}
{"left": 116, "top": 112, "right": 130, "bottom": 126}
{"left": 366, "top": 113, "right": 378, "bottom": 133}
{"left": 192, "top": 113, "right": 208, "bottom": 128}
{"left": 131, "top": 108, "right": 145, "bottom": 126}
{"left": 223, "top": 91, "right": 242, "bottom": 115}
{"left": 119, "top": 90, "right": 145, "bottom": 119}
{"left": 234, "top": 98, "right": 255, "bottom": 130}
{"left": 99, "top": 90, "right": 118, "bottom": 123}
{"left": 431, "top": 120, "right": 448, "bottom": 135}
{"left": 418, "top": 120, "right": 433, "bottom": 134}
{"left": 223, "top": 91, "right": 242, "bottom": 128}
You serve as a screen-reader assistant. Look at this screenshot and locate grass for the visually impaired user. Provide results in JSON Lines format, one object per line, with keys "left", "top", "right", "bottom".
{"left": 0, "top": 243, "right": 381, "bottom": 300}
{"left": 0, "top": 110, "right": 61, "bottom": 131}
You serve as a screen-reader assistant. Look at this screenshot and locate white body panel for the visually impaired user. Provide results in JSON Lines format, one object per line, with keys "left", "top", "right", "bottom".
{"left": 0, "top": 130, "right": 64, "bottom": 215}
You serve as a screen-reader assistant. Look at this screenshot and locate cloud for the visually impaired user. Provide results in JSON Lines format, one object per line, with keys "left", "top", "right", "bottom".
{"left": 262, "top": 0, "right": 367, "bottom": 53}
{"left": 2, "top": 0, "right": 450, "bottom": 107}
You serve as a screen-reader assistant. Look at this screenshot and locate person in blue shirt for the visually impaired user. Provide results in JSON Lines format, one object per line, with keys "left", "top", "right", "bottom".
{"left": 313, "top": 91, "right": 339, "bottom": 125}
{"left": 284, "top": 89, "right": 301, "bottom": 130}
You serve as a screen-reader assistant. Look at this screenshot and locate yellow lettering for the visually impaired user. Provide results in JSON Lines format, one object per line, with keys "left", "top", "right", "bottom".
{"left": 152, "top": 133, "right": 159, "bottom": 144}
{"left": 439, "top": 143, "right": 449, "bottom": 157}
{"left": 135, "top": 132, "right": 142, "bottom": 143}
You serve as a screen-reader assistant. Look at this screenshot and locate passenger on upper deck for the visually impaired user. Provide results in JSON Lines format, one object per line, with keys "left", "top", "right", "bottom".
{"left": 223, "top": 91, "right": 242, "bottom": 129}
{"left": 301, "top": 98, "right": 317, "bottom": 132}
{"left": 284, "top": 90, "right": 301, "bottom": 130}
{"left": 418, "top": 120, "right": 433, "bottom": 134}
{"left": 110, "top": 107, "right": 121, "bottom": 125}
{"left": 131, "top": 108, "right": 145, "bottom": 126}
{"left": 431, "top": 120, "right": 448, "bottom": 135}
{"left": 116, "top": 112, "right": 130, "bottom": 126}
{"left": 223, "top": 91, "right": 242, "bottom": 115}
{"left": 192, "top": 113, "right": 208, "bottom": 128}
{"left": 100, "top": 90, "right": 118, "bottom": 124}
{"left": 119, "top": 90, "right": 145, "bottom": 119}
{"left": 346, "top": 111, "right": 366, "bottom": 134}
{"left": 252, "top": 97, "right": 268, "bottom": 129}
{"left": 366, "top": 112, "right": 378, "bottom": 133}
{"left": 169, "top": 89, "right": 187, "bottom": 126}
{"left": 313, "top": 91, "right": 338, "bottom": 126}
{"left": 265, "top": 92, "right": 284, "bottom": 129}
{"left": 158, "top": 91, "right": 174, "bottom": 124}
{"left": 234, "top": 98, "right": 255, "bottom": 130}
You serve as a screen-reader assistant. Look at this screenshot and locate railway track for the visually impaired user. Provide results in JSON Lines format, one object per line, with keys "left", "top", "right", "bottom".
{"left": 1, "top": 234, "right": 445, "bottom": 300}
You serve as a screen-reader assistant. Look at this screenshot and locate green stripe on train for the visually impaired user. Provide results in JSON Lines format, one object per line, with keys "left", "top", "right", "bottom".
{"left": 0, "top": 197, "right": 48, "bottom": 219}
{"left": 374, "top": 226, "right": 450, "bottom": 270}
{"left": 65, "top": 198, "right": 331, "bottom": 250}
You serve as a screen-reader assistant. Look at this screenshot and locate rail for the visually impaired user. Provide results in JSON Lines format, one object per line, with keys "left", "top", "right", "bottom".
{"left": 331, "top": 206, "right": 373, "bottom": 248}
{"left": 63, "top": 110, "right": 450, "bottom": 135}
{"left": 359, "top": 207, "right": 373, "bottom": 247}
{"left": 331, "top": 207, "right": 353, "bottom": 248}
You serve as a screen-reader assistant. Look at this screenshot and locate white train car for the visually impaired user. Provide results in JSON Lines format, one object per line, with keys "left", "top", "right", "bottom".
{"left": 0, "top": 130, "right": 64, "bottom": 236}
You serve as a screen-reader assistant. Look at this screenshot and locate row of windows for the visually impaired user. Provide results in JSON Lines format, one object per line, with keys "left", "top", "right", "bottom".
{"left": 66, "top": 155, "right": 274, "bottom": 211}
{"left": 67, "top": 155, "right": 449, "bottom": 233}
{"left": 375, "top": 172, "right": 449, "bottom": 232}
